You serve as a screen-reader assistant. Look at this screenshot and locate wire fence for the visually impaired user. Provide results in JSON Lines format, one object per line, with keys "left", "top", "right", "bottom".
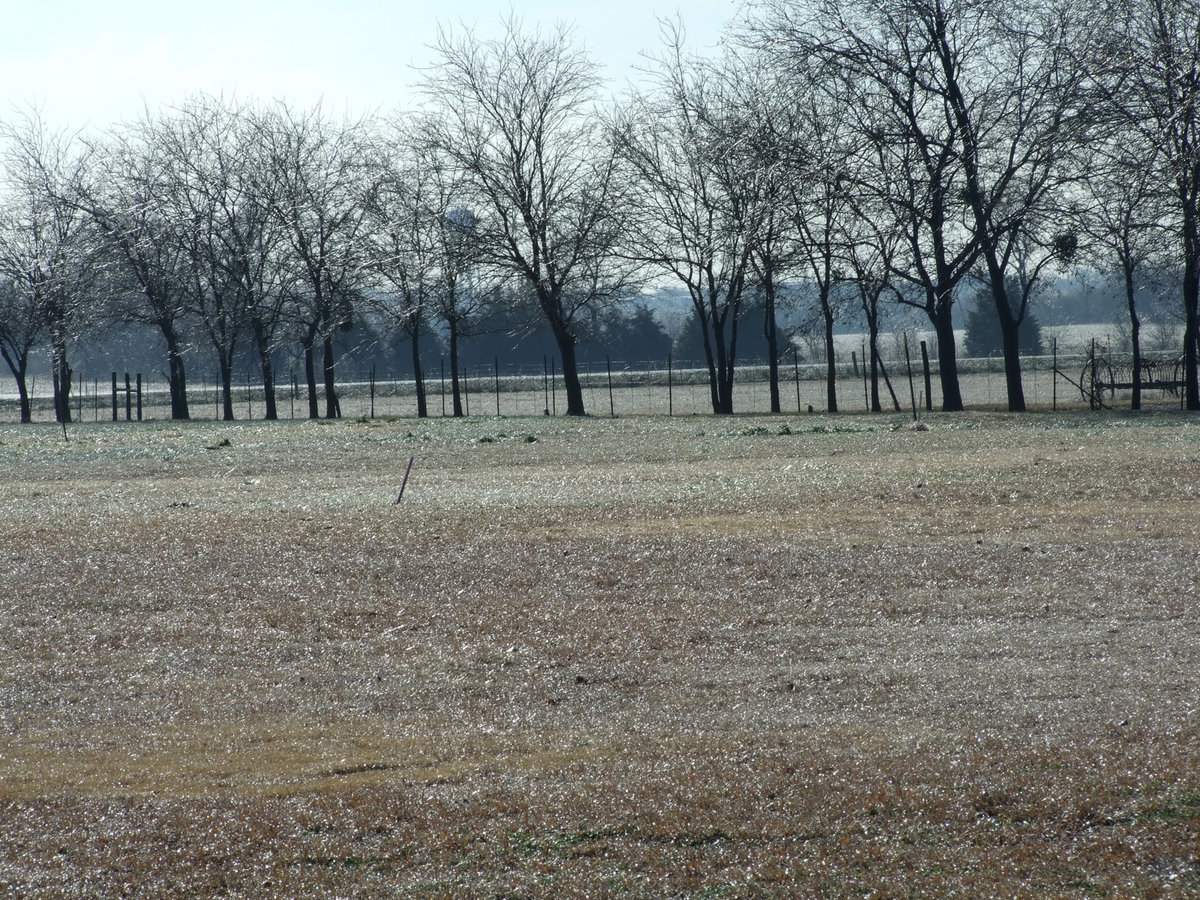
{"left": 0, "top": 345, "right": 1188, "bottom": 424}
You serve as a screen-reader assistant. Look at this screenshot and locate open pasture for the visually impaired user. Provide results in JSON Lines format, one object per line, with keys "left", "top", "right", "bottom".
{"left": 1, "top": 411, "right": 1198, "bottom": 898}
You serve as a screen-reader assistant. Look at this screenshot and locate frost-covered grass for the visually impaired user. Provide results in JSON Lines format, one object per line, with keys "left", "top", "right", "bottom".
{"left": 1, "top": 411, "right": 1199, "bottom": 898}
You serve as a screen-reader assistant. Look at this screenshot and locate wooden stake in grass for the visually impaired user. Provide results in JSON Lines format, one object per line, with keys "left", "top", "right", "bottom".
{"left": 396, "top": 456, "right": 416, "bottom": 503}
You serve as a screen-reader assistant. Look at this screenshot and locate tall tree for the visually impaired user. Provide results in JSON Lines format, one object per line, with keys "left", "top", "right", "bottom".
{"left": 79, "top": 122, "right": 196, "bottom": 419}
{"left": 751, "top": 0, "right": 975, "bottom": 410}
{"left": 0, "top": 111, "right": 99, "bottom": 423}
{"left": 927, "top": 0, "right": 1094, "bottom": 411}
{"left": 754, "top": 0, "right": 1093, "bottom": 412}
{"left": 424, "top": 18, "right": 636, "bottom": 416}
{"left": 260, "top": 103, "right": 377, "bottom": 419}
{"left": 370, "top": 118, "right": 493, "bottom": 418}
{"left": 149, "top": 99, "right": 242, "bottom": 419}
{"left": 843, "top": 204, "right": 904, "bottom": 412}
{"left": 0, "top": 273, "right": 45, "bottom": 423}
{"left": 1101, "top": 0, "right": 1200, "bottom": 409}
{"left": 435, "top": 201, "right": 493, "bottom": 418}
{"left": 153, "top": 97, "right": 291, "bottom": 420}
{"left": 616, "top": 34, "right": 769, "bottom": 414}
{"left": 367, "top": 118, "right": 457, "bottom": 419}
{"left": 1075, "top": 137, "right": 1169, "bottom": 409}
{"left": 784, "top": 88, "right": 857, "bottom": 413}
{"left": 722, "top": 54, "right": 800, "bottom": 414}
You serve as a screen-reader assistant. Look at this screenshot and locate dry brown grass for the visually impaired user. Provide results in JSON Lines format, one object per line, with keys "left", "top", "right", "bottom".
{"left": 2, "top": 410, "right": 1199, "bottom": 898}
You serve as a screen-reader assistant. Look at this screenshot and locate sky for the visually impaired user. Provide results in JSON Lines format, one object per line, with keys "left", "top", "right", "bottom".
{"left": 2, "top": 1, "right": 747, "bottom": 131}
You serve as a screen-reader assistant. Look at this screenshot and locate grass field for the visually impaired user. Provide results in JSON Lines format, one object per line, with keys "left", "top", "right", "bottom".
{"left": 1, "top": 411, "right": 1199, "bottom": 898}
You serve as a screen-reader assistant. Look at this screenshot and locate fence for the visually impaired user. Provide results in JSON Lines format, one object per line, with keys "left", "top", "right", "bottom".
{"left": 0, "top": 346, "right": 1188, "bottom": 424}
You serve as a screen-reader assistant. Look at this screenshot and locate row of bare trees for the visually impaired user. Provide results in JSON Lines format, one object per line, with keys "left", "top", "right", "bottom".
{"left": 743, "top": 0, "right": 1199, "bottom": 412}
{"left": 0, "top": 98, "right": 490, "bottom": 425}
{"left": 1, "top": 0, "right": 1198, "bottom": 421}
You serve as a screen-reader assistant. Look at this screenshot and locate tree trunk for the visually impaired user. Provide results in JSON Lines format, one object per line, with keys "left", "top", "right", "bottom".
{"left": 448, "top": 315, "right": 464, "bottom": 417}
{"left": 546, "top": 317, "right": 585, "bottom": 417}
{"left": 218, "top": 354, "right": 235, "bottom": 421}
{"left": 868, "top": 317, "right": 882, "bottom": 413}
{"left": 17, "top": 375, "right": 31, "bottom": 424}
{"left": 700, "top": 319, "right": 715, "bottom": 415}
{"left": 163, "top": 325, "right": 190, "bottom": 420}
{"left": 698, "top": 311, "right": 721, "bottom": 415}
{"left": 251, "top": 317, "right": 278, "bottom": 420}
{"left": 877, "top": 352, "right": 902, "bottom": 412}
{"left": 932, "top": 299, "right": 964, "bottom": 412}
{"left": 990, "top": 278, "right": 1027, "bottom": 412}
{"left": 762, "top": 270, "right": 781, "bottom": 414}
{"left": 558, "top": 338, "right": 585, "bottom": 417}
{"left": 411, "top": 327, "right": 427, "bottom": 419}
{"left": 1124, "top": 259, "right": 1142, "bottom": 411}
{"left": 719, "top": 321, "right": 738, "bottom": 416}
{"left": 823, "top": 304, "right": 837, "bottom": 413}
{"left": 538, "top": 289, "right": 587, "bottom": 416}
{"left": 51, "top": 333, "right": 72, "bottom": 424}
{"left": 303, "top": 339, "right": 320, "bottom": 419}
{"left": 712, "top": 310, "right": 735, "bottom": 415}
{"left": 322, "top": 334, "right": 340, "bottom": 419}
{"left": 1184, "top": 291, "right": 1199, "bottom": 411}
{"left": 0, "top": 346, "right": 33, "bottom": 423}
{"left": 1183, "top": 209, "right": 1200, "bottom": 411}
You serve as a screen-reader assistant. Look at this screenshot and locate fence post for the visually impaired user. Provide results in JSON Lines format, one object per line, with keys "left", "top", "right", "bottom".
{"left": 862, "top": 343, "right": 869, "bottom": 411}
{"left": 125, "top": 373, "right": 132, "bottom": 421}
{"left": 607, "top": 356, "right": 615, "bottom": 418}
{"left": 136, "top": 373, "right": 143, "bottom": 421}
{"left": 495, "top": 356, "right": 501, "bottom": 417}
{"left": 111, "top": 372, "right": 118, "bottom": 421}
{"left": 1089, "top": 338, "right": 1096, "bottom": 411}
{"left": 904, "top": 336, "right": 918, "bottom": 421}
{"left": 793, "top": 346, "right": 802, "bottom": 413}
{"left": 1052, "top": 338, "right": 1057, "bottom": 411}
{"left": 920, "top": 341, "right": 932, "bottom": 412}
{"left": 668, "top": 353, "right": 674, "bottom": 416}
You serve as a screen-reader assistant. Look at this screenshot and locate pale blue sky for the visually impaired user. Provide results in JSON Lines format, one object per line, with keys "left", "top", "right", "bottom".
{"left": 2, "top": 1, "right": 746, "bottom": 129}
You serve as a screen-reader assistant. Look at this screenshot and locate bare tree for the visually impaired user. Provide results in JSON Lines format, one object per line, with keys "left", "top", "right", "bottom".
{"left": 423, "top": 18, "right": 636, "bottom": 416}
{"left": 751, "top": 0, "right": 976, "bottom": 410}
{"left": 151, "top": 96, "right": 291, "bottom": 420}
{"left": 422, "top": 144, "right": 494, "bottom": 419}
{"left": 367, "top": 117, "right": 496, "bottom": 418}
{"left": 783, "top": 86, "right": 858, "bottom": 413}
{"left": 260, "top": 103, "right": 377, "bottom": 419}
{"left": 1099, "top": 0, "right": 1200, "bottom": 409}
{"left": 0, "top": 273, "right": 44, "bottom": 423}
{"left": 79, "top": 121, "right": 197, "bottom": 419}
{"left": 709, "top": 53, "right": 801, "bottom": 414}
{"left": 1072, "top": 129, "right": 1173, "bottom": 409}
{"left": 616, "top": 33, "right": 770, "bottom": 414}
{"left": 0, "top": 110, "right": 100, "bottom": 423}
{"left": 754, "top": 0, "right": 1093, "bottom": 412}
{"left": 366, "top": 120, "right": 444, "bottom": 418}
{"left": 930, "top": 0, "right": 1094, "bottom": 411}
{"left": 435, "top": 201, "right": 494, "bottom": 418}
{"left": 843, "top": 203, "right": 905, "bottom": 412}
